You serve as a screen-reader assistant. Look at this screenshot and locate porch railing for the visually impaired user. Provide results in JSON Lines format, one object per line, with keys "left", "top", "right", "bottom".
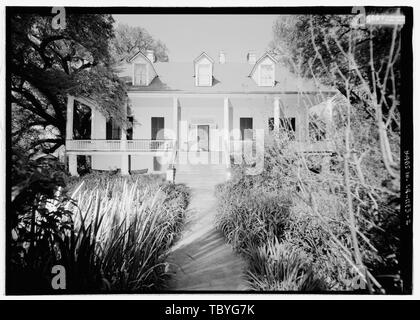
{"left": 229, "top": 139, "right": 334, "bottom": 154}
{"left": 66, "top": 139, "right": 175, "bottom": 152}
{"left": 230, "top": 140, "right": 256, "bottom": 154}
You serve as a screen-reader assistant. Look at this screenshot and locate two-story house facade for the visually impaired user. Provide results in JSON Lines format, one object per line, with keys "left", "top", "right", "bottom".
{"left": 65, "top": 50, "right": 336, "bottom": 176}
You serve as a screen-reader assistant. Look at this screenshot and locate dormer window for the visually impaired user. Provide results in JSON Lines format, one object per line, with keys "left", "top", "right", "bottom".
{"left": 197, "top": 64, "right": 212, "bottom": 86}
{"left": 194, "top": 52, "right": 214, "bottom": 87}
{"left": 134, "top": 63, "right": 147, "bottom": 86}
{"left": 260, "top": 64, "right": 274, "bottom": 86}
{"left": 128, "top": 50, "right": 158, "bottom": 86}
{"left": 248, "top": 52, "right": 278, "bottom": 87}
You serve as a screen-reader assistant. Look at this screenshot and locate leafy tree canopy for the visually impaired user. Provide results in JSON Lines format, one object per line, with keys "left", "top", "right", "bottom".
{"left": 111, "top": 23, "right": 169, "bottom": 62}
{"left": 11, "top": 13, "right": 127, "bottom": 154}
{"left": 269, "top": 11, "right": 401, "bottom": 123}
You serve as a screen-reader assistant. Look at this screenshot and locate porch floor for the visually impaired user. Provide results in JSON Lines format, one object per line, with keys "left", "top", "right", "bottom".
{"left": 166, "top": 163, "right": 248, "bottom": 291}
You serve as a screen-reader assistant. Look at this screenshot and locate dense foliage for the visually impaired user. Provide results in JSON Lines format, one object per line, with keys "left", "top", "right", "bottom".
{"left": 216, "top": 124, "right": 401, "bottom": 292}
{"left": 10, "top": 13, "right": 128, "bottom": 155}
{"left": 10, "top": 157, "right": 190, "bottom": 293}
{"left": 111, "top": 23, "right": 169, "bottom": 62}
{"left": 216, "top": 11, "right": 405, "bottom": 293}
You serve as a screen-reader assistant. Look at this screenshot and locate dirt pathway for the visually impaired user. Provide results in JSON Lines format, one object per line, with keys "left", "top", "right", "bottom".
{"left": 166, "top": 165, "right": 248, "bottom": 291}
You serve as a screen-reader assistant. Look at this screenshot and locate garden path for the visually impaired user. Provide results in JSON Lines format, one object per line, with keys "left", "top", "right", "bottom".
{"left": 166, "top": 162, "right": 248, "bottom": 291}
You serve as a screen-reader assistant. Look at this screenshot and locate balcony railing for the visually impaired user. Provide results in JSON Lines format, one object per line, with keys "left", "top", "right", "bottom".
{"left": 230, "top": 139, "right": 334, "bottom": 154}
{"left": 66, "top": 139, "right": 333, "bottom": 154}
{"left": 66, "top": 139, "right": 175, "bottom": 152}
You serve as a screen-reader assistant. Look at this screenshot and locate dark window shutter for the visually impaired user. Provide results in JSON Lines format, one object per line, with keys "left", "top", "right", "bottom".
{"left": 151, "top": 117, "right": 165, "bottom": 140}
{"left": 106, "top": 119, "right": 113, "bottom": 140}
{"left": 127, "top": 116, "right": 134, "bottom": 140}
{"left": 240, "top": 117, "right": 253, "bottom": 140}
{"left": 268, "top": 117, "right": 275, "bottom": 131}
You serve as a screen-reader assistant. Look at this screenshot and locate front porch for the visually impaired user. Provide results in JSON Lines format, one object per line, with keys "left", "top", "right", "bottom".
{"left": 65, "top": 93, "right": 335, "bottom": 176}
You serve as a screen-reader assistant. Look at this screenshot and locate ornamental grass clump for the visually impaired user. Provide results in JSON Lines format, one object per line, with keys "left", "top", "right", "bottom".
{"left": 10, "top": 168, "right": 190, "bottom": 293}
{"left": 215, "top": 177, "right": 292, "bottom": 252}
{"left": 62, "top": 174, "right": 190, "bottom": 292}
{"left": 246, "top": 238, "right": 327, "bottom": 291}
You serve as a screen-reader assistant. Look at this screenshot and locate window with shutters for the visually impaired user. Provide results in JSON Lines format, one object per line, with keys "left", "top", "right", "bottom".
{"left": 134, "top": 63, "right": 147, "bottom": 86}
{"left": 197, "top": 64, "right": 212, "bottom": 86}
{"left": 260, "top": 64, "right": 274, "bottom": 86}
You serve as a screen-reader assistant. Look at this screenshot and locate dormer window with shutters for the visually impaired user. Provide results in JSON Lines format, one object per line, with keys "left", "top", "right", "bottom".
{"left": 128, "top": 50, "right": 157, "bottom": 86}
{"left": 249, "top": 52, "right": 277, "bottom": 87}
{"left": 194, "top": 52, "right": 214, "bottom": 87}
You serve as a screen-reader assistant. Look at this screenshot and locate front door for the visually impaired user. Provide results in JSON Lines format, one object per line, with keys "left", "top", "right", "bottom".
{"left": 197, "top": 125, "right": 209, "bottom": 151}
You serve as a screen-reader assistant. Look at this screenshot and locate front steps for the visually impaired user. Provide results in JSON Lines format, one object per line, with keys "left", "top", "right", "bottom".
{"left": 174, "top": 152, "right": 229, "bottom": 187}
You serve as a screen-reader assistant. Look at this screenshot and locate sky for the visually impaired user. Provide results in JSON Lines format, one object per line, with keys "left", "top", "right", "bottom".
{"left": 112, "top": 15, "right": 279, "bottom": 62}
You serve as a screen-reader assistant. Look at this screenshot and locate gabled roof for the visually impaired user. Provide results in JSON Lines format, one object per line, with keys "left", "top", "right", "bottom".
{"left": 126, "top": 50, "right": 158, "bottom": 84}
{"left": 193, "top": 52, "right": 215, "bottom": 64}
{"left": 117, "top": 60, "right": 333, "bottom": 93}
{"left": 128, "top": 50, "right": 158, "bottom": 64}
{"left": 248, "top": 52, "right": 278, "bottom": 77}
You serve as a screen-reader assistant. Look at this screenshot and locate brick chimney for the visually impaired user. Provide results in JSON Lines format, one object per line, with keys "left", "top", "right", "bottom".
{"left": 219, "top": 51, "right": 226, "bottom": 64}
{"left": 247, "top": 51, "right": 256, "bottom": 64}
{"left": 146, "top": 50, "right": 156, "bottom": 63}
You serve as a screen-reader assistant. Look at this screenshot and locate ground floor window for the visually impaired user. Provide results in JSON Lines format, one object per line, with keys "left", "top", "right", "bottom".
{"left": 73, "top": 101, "right": 91, "bottom": 139}
{"left": 106, "top": 118, "right": 121, "bottom": 140}
{"left": 309, "top": 116, "right": 327, "bottom": 141}
{"left": 269, "top": 117, "right": 296, "bottom": 139}
{"left": 151, "top": 117, "right": 165, "bottom": 140}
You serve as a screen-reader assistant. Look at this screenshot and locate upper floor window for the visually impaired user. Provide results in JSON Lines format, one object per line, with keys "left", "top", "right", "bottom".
{"left": 197, "top": 64, "right": 212, "bottom": 86}
{"left": 260, "top": 64, "right": 274, "bottom": 86}
{"left": 134, "top": 63, "right": 147, "bottom": 86}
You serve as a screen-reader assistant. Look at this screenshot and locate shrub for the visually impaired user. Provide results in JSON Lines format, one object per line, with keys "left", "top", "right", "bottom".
{"left": 246, "top": 238, "right": 328, "bottom": 291}
{"left": 9, "top": 147, "right": 73, "bottom": 293}
{"left": 9, "top": 168, "right": 190, "bottom": 293}
{"left": 215, "top": 179, "right": 292, "bottom": 252}
{"left": 61, "top": 175, "right": 190, "bottom": 292}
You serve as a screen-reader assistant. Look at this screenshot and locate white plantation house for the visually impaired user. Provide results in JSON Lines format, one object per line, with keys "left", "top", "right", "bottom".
{"left": 65, "top": 50, "right": 336, "bottom": 177}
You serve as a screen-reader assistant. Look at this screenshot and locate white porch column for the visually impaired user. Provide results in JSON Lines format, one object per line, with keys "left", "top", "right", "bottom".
{"left": 68, "top": 154, "right": 78, "bottom": 177}
{"left": 173, "top": 97, "right": 179, "bottom": 150}
{"left": 223, "top": 97, "right": 231, "bottom": 168}
{"left": 66, "top": 95, "right": 74, "bottom": 140}
{"left": 274, "top": 97, "right": 280, "bottom": 130}
{"left": 325, "top": 98, "right": 333, "bottom": 140}
{"left": 90, "top": 105, "right": 96, "bottom": 140}
{"left": 66, "top": 95, "right": 78, "bottom": 176}
{"left": 120, "top": 102, "right": 129, "bottom": 175}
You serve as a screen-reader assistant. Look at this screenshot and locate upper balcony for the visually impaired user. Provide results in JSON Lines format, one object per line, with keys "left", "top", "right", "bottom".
{"left": 65, "top": 139, "right": 176, "bottom": 154}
